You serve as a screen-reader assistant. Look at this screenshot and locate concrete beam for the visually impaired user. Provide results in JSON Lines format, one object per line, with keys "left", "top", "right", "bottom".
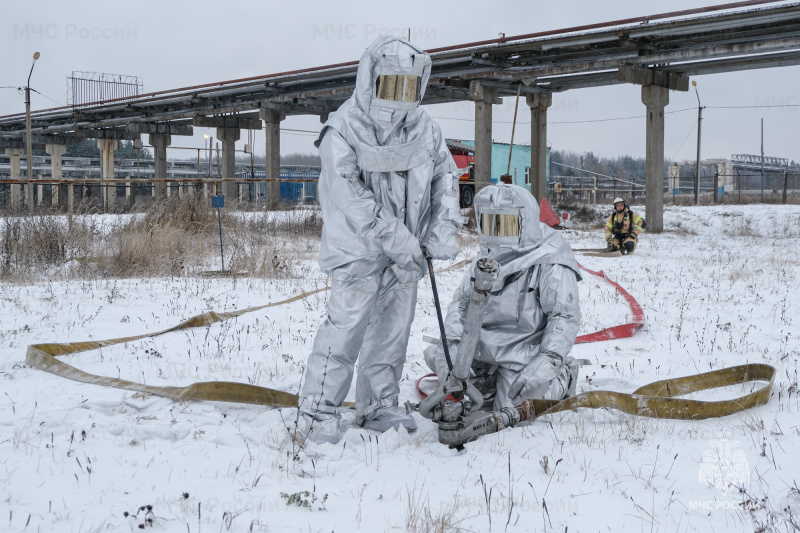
{"left": 618, "top": 65, "right": 689, "bottom": 91}
{"left": 470, "top": 81, "right": 496, "bottom": 194}
{"left": 424, "top": 86, "right": 472, "bottom": 101}
{"left": 217, "top": 127, "right": 241, "bottom": 201}
{"left": 641, "top": 85, "right": 669, "bottom": 234}
{"left": 527, "top": 93, "right": 552, "bottom": 201}
{"left": 0, "top": 139, "right": 24, "bottom": 150}
{"left": 193, "top": 115, "right": 262, "bottom": 130}
{"left": 1, "top": 135, "right": 78, "bottom": 149}
{"left": 260, "top": 100, "right": 337, "bottom": 117}
{"left": 260, "top": 109, "right": 285, "bottom": 207}
{"left": 148, "top": 133, "right": 171, "bottom": 199}
{"left": 469, "top": 80, "right": 502, "bottom": 105}
{"left": 127, "top": 122, "right": 194, "bottom": 136}
{"left": 97, "top": 139, "right": 120, "bottom": 212}
{"left": 76, "top": 128, "right": 139, "bottom": 140}
{"left": 479, "top": 80, "right": 548, "bottom": 96}
{"left": 32, "top": 135, "right": 79, "bottom": 145}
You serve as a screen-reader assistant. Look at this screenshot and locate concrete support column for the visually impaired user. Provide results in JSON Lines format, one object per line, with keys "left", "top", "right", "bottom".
{"left": 46, "top": 144, "right": 67, "bottom": 209}
{"left": 148, "top": 133, "right": 171, "bottom": 200}
{"left": 260, "top": 109, "right": 285, "bottom": 207}
{"left": 527, "top": 93, "right": 552, "bottom": 201}
{"left": 668, "top": 163, "right": 680, "bottom": 197}
{"left": 470, "top": 81, "right": 497, "bottom": 195}
{"left": 97, "top": 139, "right": 119, "bottom": 213}
{"left": 67, "top": 182, "right": 74, "bottom": 214}
{"left": 5, "top": 148, "right": 23, "bottom": 209}
{"left": 126, "top": 174, "right": 136, "bottom": 210}
{"left": 37, "top": 178, "right": 44, "bottom": 208}
{"left": 641, "top": 85, "right": 669, "bottom": 234}
{"left": 25, "top": 152, "right": 35, "bottom": 211}
{"left": 217, "top": 127, "right": 241, "bottom": 201}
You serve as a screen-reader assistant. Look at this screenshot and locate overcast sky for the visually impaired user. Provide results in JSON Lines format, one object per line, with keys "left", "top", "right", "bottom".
{"left": 2, "top": 0, "right": 800, "bottom": 164}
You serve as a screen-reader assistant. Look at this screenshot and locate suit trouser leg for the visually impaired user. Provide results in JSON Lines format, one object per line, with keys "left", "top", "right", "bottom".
{"left": 355, "top": 268, "right": 418, "bottom": 419}
{"left": 299, "top": 271, "right": 382, "bottom": 415}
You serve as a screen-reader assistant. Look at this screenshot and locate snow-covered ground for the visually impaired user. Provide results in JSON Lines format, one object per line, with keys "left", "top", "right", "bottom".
{"left": 2, "top": 204, "right": 799, "bottom": 532}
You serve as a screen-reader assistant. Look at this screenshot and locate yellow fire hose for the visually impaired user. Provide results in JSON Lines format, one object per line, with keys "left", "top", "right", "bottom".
{"left": 24, "top": 259, "right": 775, "bottom": 422}
{"left": 526, "top": 363, "right": 774, "bottom": 421}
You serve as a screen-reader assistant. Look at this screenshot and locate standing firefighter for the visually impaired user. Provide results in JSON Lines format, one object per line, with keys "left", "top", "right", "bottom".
{"left": 424, "top": 184, "right": 584, "bottom": 410}
{"left": 298, "top": 36, "right": 465, "bottom": 443}
{"left": 605, "top": 197, "right": 645, "bottom": 254}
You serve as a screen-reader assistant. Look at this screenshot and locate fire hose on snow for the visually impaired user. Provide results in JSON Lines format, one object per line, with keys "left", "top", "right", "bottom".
{"left": 23, "top": 257, "right": 775, "bottom": 448}
{"left": 410, "top": 254, "right": 774, "bottom": 449}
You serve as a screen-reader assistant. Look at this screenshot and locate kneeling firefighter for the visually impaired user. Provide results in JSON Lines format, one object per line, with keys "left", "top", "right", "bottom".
{"left": 424, "top": 184, "right": 584, "bottom": 411}
{"left": 605, "top": 197, "right": 645, "bottom": 254}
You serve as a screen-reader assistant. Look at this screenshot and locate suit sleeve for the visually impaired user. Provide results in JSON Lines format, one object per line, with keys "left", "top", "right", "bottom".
{"left": 605, "top": 213, "right": 614, "bottom": 241}
{"left": 536, "top": 264, "right": 581, "bottom": 362}
{"left": 422, "top": 126, "right": 467, "bottom": 260}
{"left": 631, "top": 211, "right": 645, "bottom": 237}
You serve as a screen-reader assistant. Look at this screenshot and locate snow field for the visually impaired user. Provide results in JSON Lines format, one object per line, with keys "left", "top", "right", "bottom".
{"left": 1, "top": 204, "right": 799, "bottom": 532}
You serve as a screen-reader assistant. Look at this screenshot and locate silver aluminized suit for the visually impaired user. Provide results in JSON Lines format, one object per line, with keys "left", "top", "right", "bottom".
{"left": 299, "top": 36, "right": 464, "bottom": 428}
{"left": 425, "top": 184, "right": 582, "bottom": 410}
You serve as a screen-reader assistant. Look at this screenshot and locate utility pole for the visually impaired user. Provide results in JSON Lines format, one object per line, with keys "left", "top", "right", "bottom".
{"left": 25, "top": 52, "right": 40, "bottom": 213}
{"left": 760, "top": 118, "right": 765, "bottom": 203}
{"left": 692, "top": 80, "right": 702, "bottom": 206}
{"left": 783, "top": 169, "right": 789, "bottom": 205}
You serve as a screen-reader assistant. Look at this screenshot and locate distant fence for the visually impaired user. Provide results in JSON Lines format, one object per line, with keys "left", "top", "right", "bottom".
{"left": 549, "top": 175, "right": 645, "bottom": 204}
{"left": 237, "top": 168, "right": 320, "bottom": 205}
{"left": 0, "top": 176, "right": 319, "bottom": 214}
{"left": 549, "top": 172, "right": 800, "bottom": 205}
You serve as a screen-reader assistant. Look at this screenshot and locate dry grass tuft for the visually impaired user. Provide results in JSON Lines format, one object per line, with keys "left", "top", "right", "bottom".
{"left": 0, "top": 193, "right": 323, "bottom": 281}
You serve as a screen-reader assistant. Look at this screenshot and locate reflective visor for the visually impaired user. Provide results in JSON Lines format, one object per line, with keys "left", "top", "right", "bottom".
{"left": 375, "top": 75, "right": 420, "bottom": 102}
{"left": 480, "top": 213, "right": 520, "bottom": 237}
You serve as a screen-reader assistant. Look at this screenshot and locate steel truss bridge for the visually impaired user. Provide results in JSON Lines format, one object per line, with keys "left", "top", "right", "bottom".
{"left": 731, "top": 153, "right": 791, "bottom": 170}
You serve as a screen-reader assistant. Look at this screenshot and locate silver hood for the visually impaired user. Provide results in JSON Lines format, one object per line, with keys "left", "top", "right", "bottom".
{"left": 474, "top": 184, "right": 582, "bottom": 291}
{"left": 316, "top": 36, "right": 435, "bottom": 172}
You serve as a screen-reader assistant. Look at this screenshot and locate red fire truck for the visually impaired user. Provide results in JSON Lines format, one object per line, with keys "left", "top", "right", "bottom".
{"left": 447, "top": 140, "right": 476, "bottom": 207}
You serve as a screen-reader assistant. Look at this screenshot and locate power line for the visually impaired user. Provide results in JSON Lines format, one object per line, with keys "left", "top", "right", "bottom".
{"left": 706, "top": 104, "right": 800, "bottom": 109}
{"left": 281, "top": 131, "right": 318, "bottom": 137}
{"left": 431, "top": 106, "right": 696, "bottom": 126}
{"left": 552, "top": 107, "right": 696, "bottom": 124}
{"left": 670, "top": 121, "right": 697, "bottom": 162}
{"left": 280, "top": 128, "right": 320, "bottom": 135}
{"left": 29, "top": 88, "right": 64, "bottom": 107}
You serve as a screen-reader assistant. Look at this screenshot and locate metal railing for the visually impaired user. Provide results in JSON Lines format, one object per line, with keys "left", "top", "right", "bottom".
{"left": 548, "top": 171, "right": 800, "bottom": 205}
{"left": 0, "top": 176, "right": 320, "bottom": 213}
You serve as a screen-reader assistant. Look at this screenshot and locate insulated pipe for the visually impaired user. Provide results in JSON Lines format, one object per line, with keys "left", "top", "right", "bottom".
{"left": 451, "top": 258, "right": 499, "bottom": 381}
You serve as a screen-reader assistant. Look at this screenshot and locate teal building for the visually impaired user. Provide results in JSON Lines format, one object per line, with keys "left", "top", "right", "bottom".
{"left": 455, "top": 140, "right": 549, "bottom": 192}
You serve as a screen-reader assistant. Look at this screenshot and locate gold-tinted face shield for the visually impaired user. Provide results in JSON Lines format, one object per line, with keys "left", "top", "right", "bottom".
{"left": 480, "top": 213, "right": 520, "bottom": 238}
{"left": 375, "top": 74, "right": 420, "bottom": 102}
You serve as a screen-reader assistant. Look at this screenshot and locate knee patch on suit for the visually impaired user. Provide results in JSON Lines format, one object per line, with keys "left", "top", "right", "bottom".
{"left": 624, "top": 241, "right": 635, "bottom": 253}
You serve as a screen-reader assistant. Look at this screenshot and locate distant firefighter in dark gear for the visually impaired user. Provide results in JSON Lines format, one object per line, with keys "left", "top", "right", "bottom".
{"left": 605, "top": 197, "right": 645, "bottom": 255}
